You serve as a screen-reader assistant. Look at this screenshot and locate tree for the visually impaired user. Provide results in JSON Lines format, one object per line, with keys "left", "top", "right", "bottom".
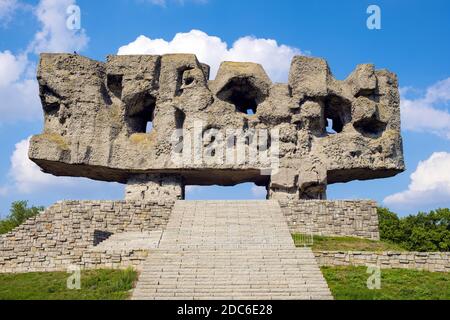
{"left": 378, "top": 207, "right": 450, "bottom": 252}
{"left": 378, "top": 207, "right": 403, "bottom": 244}
{"left": 0, "top": 201, "right": 44, "bottom": 235}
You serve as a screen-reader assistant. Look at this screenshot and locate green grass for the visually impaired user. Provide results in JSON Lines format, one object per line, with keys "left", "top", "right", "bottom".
{"left": 0, "top": 268, "right": 138, "bottom": 300}
{"left": 292, "top": 234, "right": 406, "bottom": 252}
{"left": 322, "top": 266, "right": 450, "bottom": 300}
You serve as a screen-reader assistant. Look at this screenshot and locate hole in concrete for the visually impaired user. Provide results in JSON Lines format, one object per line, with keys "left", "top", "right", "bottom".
{"left": 176, "top": 66, "right": 194, "bottom": 96}
{"left": 184, "top": 76, "right": 195, "bottom": 86}
{"left": 175, "top": 108, "right": 185, "bottom": 130}
{"left": 40, "top": 84, "right": 62, "bottom": 113}
{"left": 323, "top": 94, "right": 352, "bottom": 134}
{"left": 217, "top": 77, "right": 265, "bottom": 115}
{"left": 174, "top": 108, "right": 186, "bottom": 153}
{"left": 126, "top": 94, "right": 156, "bottom": 134}
{"left": 353, "top": 117, "right": 387, "bottom": 138}
{"left": 107, "top": 74, "right": 123, "bottom": 98}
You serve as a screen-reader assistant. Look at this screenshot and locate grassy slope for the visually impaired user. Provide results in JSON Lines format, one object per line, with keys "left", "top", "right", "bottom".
{"left": 322, "top": 266, "right": 450, "bottom": 300}
{"left": 292, "top": 234, "right": 406, "bottom": 252}
{"left": 0, "top": 269, "right": 137, "bottom": 300}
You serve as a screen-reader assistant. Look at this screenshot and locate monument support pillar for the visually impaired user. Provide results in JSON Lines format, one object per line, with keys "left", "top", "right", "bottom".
{"left": 125, "top": 174, "right": 185, "bottom": 201}
{"left": 267, "top": 167, "right": 327, "bottom": 200}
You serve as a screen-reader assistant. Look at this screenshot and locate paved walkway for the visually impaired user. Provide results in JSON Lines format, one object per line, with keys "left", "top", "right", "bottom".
{"left": 131, "top": 200, "right": 333, "bottom": 300}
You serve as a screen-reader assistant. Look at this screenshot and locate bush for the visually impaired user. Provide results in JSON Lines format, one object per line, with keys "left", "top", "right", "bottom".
{"left": 0, "top": 201, "right": 44, "bottom": 235}
{"left": 378, "top": 207, "right": 450, "bottom": 252}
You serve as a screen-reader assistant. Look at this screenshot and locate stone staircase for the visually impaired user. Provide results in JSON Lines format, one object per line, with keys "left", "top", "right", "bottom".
{"left": 131, "top": 201, "right": 333, "bottom": 300}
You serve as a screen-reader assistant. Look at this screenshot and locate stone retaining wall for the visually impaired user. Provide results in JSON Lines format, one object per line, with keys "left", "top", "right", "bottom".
{"left": 0, "top": 201, "right": 173, "bottom": 273}
{"left": 314, "top": 251, "right": 450, "bottom": 273}
{"left": 279, "top": 200, "right": 379, "bottom": 240}
{"left": 81, "top": 249, "right": 150, "bottom": 271}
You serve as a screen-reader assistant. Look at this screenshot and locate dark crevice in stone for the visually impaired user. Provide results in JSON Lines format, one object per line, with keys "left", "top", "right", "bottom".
{"left": 40, "top": 84, "right": 62, "bottom": 113}
{"left": 176, "top": 66, "right": 194, "bottom": 96}
{"left": 126, "top": 93, "right": 156, "bottom": 134}
{"left": 354, "top": 117, "right": 387, "bottom": 138}
{"left": 100, "top": 83, "right": 113, "bottom": 105}
{"left": 93, "top": 230, "right": 113, "bottom": 246}
{"left": 217, "top": 77, "right": 266, "bottom": 115}
{"left": 106, "top": 74, "right": 123, "bottom": 98}
{"left": 175, "top": 108, "right": 185, "bottom": 130}
{"left": 174, "top": 108, "right": 186, "bottom": 154}
{"left": 323, "top": 94, "right": 352, "bottom": 133}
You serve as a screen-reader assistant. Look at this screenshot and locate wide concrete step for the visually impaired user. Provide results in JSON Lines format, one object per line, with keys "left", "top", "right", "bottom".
{"left": 132, "top": 248, "right": 332, "bottom": 300}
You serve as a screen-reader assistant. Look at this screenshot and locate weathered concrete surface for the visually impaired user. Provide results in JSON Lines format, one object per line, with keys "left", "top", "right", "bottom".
{"left": 30, "top": 53, "right": 404, "bottom": 199}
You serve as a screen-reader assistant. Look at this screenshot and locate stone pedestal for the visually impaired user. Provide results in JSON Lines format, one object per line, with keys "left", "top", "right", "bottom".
{"left": 125, "top": 174, "right": 185, "bottom": 201}
{"left": 268, "top": 168, "right": 327, "bottom": 200}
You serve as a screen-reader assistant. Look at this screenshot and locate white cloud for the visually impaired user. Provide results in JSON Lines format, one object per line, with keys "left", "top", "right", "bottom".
{"left": 6, "top": 137, "right": 123, "bottom": 197}
{"left": 0, "top": 50, "right": 41, "bottom": 122}
{"left": 29, "top": 0, "right": 89, "bottom": 54}
{"left": 384, "top": 152, "right": 450, "bottom": 210}
{"left": 10, "top": 137, "right": 75, "bottom": 193}
{"left": 0, "top": 0, "right": 18, "bottom": 24}
{"left": 401, "top": 78, "right": 450, "bottom": 139}
{"left": 0, "top": 50, "right": 27, "bottom": 86}
{"left": 0, "top": 0, "right": 89, "bottom": 123}
{"left": 118, "top": 29, "right": 303, "bottom": 82}
{"left": 0, "top": 76, "right": 41, "bottom": 122}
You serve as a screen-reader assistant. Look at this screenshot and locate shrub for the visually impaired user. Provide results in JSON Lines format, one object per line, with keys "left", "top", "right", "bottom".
{"left": 378, "top": 207, "right": 450, "bottom": 252}
{"left": 0, "top": 201, "right": 44, "bottom": 235}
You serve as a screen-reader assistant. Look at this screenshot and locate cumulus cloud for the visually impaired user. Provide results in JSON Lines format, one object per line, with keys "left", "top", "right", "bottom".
{"left": 0, "top": 51, "right": 27, "bottom": 86}
{"left": 0, "top": 0, "right": 18, "bottom": 24}
{"left": 10, "top": 138, "right": 55, "bottom": 192}
{"left": 401, "top": 78, "right": 450, "bottom": 139}
{"left": 384, "top": 152, "right": 450, "bottom": 210}
{"left": 118, "top": 29, "right": 303, "bottom": 82}
{"left": 29, "top": 0, "right": 88, "bottom": 54}
{"left": 0, "top": 0, "right": 89, "bottom": 123}
{"left": 0, "top": 76, "right": 41, "bottom": 122}
{"left": 6, "top": 137, "right": 123, "bottom": 196}
{"left": 9, "top": 137, "right": 84, "bottom": 193}
{"left": 0, "top": 50, "right": 41, "bottom": 121}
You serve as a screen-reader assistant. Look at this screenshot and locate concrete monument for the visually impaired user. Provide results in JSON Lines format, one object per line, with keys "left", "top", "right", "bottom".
{"left": 29, "top": 53, "right": 404, "bottom": 201}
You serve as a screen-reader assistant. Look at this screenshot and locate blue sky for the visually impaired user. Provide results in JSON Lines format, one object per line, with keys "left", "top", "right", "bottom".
{"left": 0, "top": 0, "right": 449, "bottom": 217}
